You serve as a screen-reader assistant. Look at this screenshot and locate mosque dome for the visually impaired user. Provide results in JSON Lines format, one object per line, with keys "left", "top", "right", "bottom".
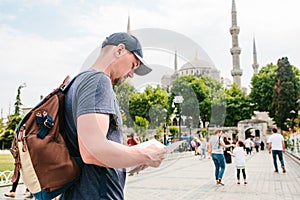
{"left": 180, "top": 58, "right": 215, "bottom": 71}
{"left": 178, "top": 54, "right": 221, "bottom": 82}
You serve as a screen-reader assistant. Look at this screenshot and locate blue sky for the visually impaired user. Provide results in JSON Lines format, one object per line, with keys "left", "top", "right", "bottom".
{"left": 1, "top": 0, "right": 300, "bottom": 117}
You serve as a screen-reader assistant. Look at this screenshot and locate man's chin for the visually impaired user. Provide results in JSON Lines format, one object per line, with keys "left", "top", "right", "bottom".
{"left": 113, "top": 78, "right": 126, "bottom": 86}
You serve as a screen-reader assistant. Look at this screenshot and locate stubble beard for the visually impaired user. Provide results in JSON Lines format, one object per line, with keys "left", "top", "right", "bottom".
{"left": 113, "top": 78, "right": 122, "bottom": 86}
{"left": 113, "top": 74, "right": 129, "bottom": 86}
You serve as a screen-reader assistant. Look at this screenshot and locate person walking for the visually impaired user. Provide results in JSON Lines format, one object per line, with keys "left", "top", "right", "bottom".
{"left": 4, "top": 171, "right": 21, "bottom": 198}
{"left": 199, "top": 138, "right": 207, "bottom": 160}
{"left": 127, "top": 133, "right": 141, "bottom": 176}
{"left": 223, "top": 137, "right": 232, "bottom": 164}
{"left": 244, "top": 137, "right": 254, "bottom": 155}
{"left": 228, "top": 140, "right": 247, "bottom": 185}
{"left": 4, "top": 181, "right": 32, "bottom": 199}
{"left": 254, "top": 137, "right": 260, "bottom": 153}
{"left": 207, "top": 128, "right": 233, "bottom": 186}
{"left": 4, "top": 125, "right": 33, "bottom": 199}
{"left": 260, "top": 141, "right": 265, "bottom": 151}
{"left": 268, "top": 128, "right": 286, "bottom": 173}
{"left": 61, "top": 32, "right": 166, "bottom": 200}
{"left": 127, "top": 132, "right": 140, "bottom": 147}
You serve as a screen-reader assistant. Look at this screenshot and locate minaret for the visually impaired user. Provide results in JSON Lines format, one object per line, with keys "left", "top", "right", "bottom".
{"left": 252, "top": 37, "right": 259, "bottom": 74}
{"left": 194, "top": 51, "right": 199, "bottom": 60}
{"left": 174, "top": 50, "right": 178, "bottom": 72}
{"left": 127, "top": 14, "right": 131, "bottom": 34}
{"left": 230, "top": 0, "right": 243, "bottom": 87}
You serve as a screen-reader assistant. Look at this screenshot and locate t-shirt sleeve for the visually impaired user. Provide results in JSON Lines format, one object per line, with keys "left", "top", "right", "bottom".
{"left": 267, "top": 136, "right": 271, "bottom": 143}
{"left": 232, "top": 148, "right": 237, "bottom": 155}
{"left": 75, "top": 73, "right": 116, "bottom": 117}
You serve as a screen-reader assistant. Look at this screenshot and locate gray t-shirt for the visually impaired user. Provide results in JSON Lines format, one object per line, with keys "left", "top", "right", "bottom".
{"left": 62, "top": 70, "right": 126, "bottom": 200}
{"left": 209, "top": 135, "right": 224, "bottom": 154}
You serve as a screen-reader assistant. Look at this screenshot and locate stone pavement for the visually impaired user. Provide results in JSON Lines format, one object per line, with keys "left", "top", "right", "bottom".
{"left": 124, "top": 150, "right": 300, "bottom": 200}
{"left": 1, "top": 150, "right": 299, "bottom": 200}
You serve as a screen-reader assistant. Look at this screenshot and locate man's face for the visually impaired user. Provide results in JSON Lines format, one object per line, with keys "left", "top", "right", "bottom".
{"left": 112, "top": 48, "right": 140, "bottom": 86}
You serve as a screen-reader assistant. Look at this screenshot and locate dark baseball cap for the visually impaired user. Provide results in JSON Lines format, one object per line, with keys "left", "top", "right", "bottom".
{"left": 101, "top": 32, "right": 152, "bottom": 76}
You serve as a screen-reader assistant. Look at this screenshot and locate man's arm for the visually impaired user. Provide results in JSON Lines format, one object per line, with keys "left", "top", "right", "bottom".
{"left": 77, "top": 113, "right": 166, "bottom": 169}
{"left": 268, "top": 142, "right": 272, "bottom": 154}
{"left": 227, "top": 151, "right": 235, "bottom": 157}
{"left": 220, "top": 140, "right": 233, "bottom": 149}
{"left": 282, "top": 140, "right": 285, "bottom": 153}
{"left": 133, "top": 136, "right": 140, "bottom": 144}
{"left": 207, "top": 143, "right": 211, "bottom": 156}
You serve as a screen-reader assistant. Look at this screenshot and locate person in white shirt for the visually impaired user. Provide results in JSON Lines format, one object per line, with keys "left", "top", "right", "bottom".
{"left": 268, "top": 128, "right": 286, "bottom": 173}
{"left": 228, "top": 140, "right": 247, "bottom": 185}
{"left": 199, "top": 138, "right": 207, "bottom": 159}
{"left": 244, "top": 137, "right": 254, "bottom": 155}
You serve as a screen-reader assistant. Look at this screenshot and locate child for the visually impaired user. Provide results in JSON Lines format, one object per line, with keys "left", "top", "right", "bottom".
{"left": 228, "top": 140, "right": 247, "bottom": 185}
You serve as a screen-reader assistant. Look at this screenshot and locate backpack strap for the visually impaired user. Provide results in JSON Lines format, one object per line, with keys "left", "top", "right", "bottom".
{"left": 10, "top": 137, "right": 20, "bottom": 183}
{"left": 36, "top": 111, "right": 54, "bottom": 139}
{"left": 61, "top": 70, "right": 91, "bottom": 93}
{"left": 34, "top": 75, "right": 73, "bottom": 139}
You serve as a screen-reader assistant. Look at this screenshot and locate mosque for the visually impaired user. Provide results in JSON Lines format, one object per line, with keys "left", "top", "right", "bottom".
{"left": 126, "top": 0, "right": 268, "bottom": 142}
{"left": 128, "top": 0, "right": 259, "bottom": 92}
{"left": 160, "top": 0, "right": 259, "bottom": 91}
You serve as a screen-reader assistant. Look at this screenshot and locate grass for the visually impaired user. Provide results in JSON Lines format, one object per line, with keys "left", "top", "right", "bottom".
{"left": 0, "top": 154, "right": 14, "bottom": 172}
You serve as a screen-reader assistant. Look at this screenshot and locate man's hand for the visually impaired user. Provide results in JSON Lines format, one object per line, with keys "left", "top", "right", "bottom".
{"left": 144, "top": 144, "right": 167, "bottom": 168}
{"left": 128, "top": 164, "right": 148, "bottom": 174}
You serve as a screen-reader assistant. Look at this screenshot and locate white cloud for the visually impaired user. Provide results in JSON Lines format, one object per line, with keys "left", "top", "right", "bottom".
{"left": 0, "top": 24, "right": 98, "bottom": 116}
{"left": 0, "top": 0, "right": 300, "bottom": 117}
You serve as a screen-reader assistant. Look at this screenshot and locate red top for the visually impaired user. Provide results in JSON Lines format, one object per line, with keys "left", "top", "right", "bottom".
{"left": 127, "top": 137, "right": 140, "bottom": 146}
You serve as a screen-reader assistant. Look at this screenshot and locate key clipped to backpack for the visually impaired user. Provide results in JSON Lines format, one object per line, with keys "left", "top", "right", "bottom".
{"left": 10, "top": 76, "right": 81, "bottom": 200}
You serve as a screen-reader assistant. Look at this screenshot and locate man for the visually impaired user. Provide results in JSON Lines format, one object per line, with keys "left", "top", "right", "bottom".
{"left": 62, "top": 32, "right": 166, "bottom": 199}
{"left": 244, "top": 137, "right": 254, "bottom": 155}
{"left": 268, "top": 128, "right": 286, "bottom": 173}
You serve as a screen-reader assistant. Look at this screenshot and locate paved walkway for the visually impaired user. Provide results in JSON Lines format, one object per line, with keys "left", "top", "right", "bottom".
{"left": 124, "top": 150, "right": 300, "bottom": 200}
{"left": 1, "top": 150, "right": 300, "bottom": 200}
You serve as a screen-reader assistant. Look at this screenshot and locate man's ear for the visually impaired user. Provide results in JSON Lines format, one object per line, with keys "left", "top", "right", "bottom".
{"left": 116, "top": 44, "right": 126, "bottom": 56}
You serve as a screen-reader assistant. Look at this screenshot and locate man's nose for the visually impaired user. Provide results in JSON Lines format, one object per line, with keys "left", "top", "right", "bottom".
{"left": 128, "top": 70, "right": 134, "bottom": 78}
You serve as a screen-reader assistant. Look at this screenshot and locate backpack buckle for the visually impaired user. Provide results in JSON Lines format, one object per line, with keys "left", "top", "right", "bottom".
{"left": 44, "top": 118, "right": 54, "bottom": 129}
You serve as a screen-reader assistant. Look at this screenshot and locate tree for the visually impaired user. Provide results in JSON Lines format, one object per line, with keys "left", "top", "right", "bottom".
{"left": 14, "top": 83, "right": 26, "bottom": 116}
{"left": 0, "top": 84, "right": 25, "bottom": 149}
{"left": 133, "top": 116, "right": 149, "bottom": 141}
{"left": 0, "top": 116, "right": 6, "bottom": 149}
{"left": 170, "top": 75, "right": 226, "bottom": 128}
{"left": 170, "top": 76, "right": 201, "bottom": 128}
{"left": 114, "top": 82, "right": 136, "bottom": 127}
{"left": 149, "top": 104, "right": 167, "bottom": 129}
{"left": 250, "top": 63, "right": 278, "bottom": 112}
{"left": 129, "top": 85, "right": 168, "bottom": 128}
{"left": 200, "top": 76, "right": 226, "bottom": 127}
{"left": 224, "top": 83, "right": 254, "bottom": 126}
{"left": 168, "top": 126, "right": 179, "bottom": 138}
{"left": 271, "top": 57, "right": 300, "bottom": 130}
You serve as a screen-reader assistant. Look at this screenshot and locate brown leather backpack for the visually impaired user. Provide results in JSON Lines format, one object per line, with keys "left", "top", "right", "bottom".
{"left": 10, "top": 76, "right": 81, "bottom": 200}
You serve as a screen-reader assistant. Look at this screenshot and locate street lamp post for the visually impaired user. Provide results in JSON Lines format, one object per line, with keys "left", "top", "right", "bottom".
{"left": 173, "top": 95, "right": 184, "bottom": 139}
{"left": 188, "top": 116, "right": 193, "bottom": 139}
{"left": 296, "top": 99, "right": 300, "bottom": 132}
{"left": 162, "top": 108, "right": 167, "bottom": 145}
{"left": 290, "top": 110, "right": 296, "bottom": 131}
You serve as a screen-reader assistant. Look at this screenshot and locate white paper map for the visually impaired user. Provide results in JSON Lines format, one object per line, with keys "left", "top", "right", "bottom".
{"left": 131, "top": 139, "right": 184, "bottom": 153}
{"left": 126, "top": 139, "right": 185, "bottom": 172}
